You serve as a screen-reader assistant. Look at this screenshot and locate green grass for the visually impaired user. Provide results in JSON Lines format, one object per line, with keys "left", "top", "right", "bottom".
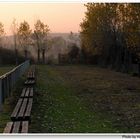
{"left": 1, "top": 64, "right": 140, "bottom": 133}
{"left": 0, "top": 65, "right": 14, "bottom": 76}
{"left": 30, "top": 65, "right": 127, "bottom": 133}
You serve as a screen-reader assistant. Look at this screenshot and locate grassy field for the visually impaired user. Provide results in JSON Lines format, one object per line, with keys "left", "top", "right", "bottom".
{"left": 1, "top": 64, "right": 140, "bottom": 133}
{"left": 30, "top": 65, "right": 140, "bottom": 133}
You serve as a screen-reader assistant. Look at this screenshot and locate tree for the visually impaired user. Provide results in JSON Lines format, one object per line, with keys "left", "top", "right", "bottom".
{"left": 18, "top": 20, "right": 32, "bottom": 60}
{"left": 0, "top": 22, "right": 5, "bottom": 64}
{"left": 80, "top": 3, "right": 140, "bottom": 73}
{"left": 69, "top": 31, "right": 74, "bottom": 40}
{"left": 0, "top": 22, "right": 5, "bottom": 47}
{"left": 33, "top": 19, "right": 49, "bottom": 63}
{"left": 68, "top": 44, "right": 79, "bottom": 63}
{"left": 11, "top": 18, "right": 18, "bottom": 65}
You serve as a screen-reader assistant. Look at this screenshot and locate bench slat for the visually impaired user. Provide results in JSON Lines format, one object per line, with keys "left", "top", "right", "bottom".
{"left": 27, "top": 71, "right": 35, "bottom": 79}
{"left": 25, "top": 98, "right": 33, "bottom": 119}
{"left": 25, "top": 88, "right": 30, "bottom": 97}
{"left": 25, "top": 80, "right": 35, "bottom": 85}
{"left": 3, "top": 121, "right": 29, "bottom": 133}
{"left": 3, "top": 122, "right": 13, "bottom": 133}
{"left": 21, "top": 88, "right": 34, "bottom": 98}
{"left": 21, "top": 88, "right": 27, "bottom": 97}
{"left": 31, "top": 80, "right": 34, "bottom": 84}
{"left": 21, "top": 121, "right": 28, "bottom": 133}
{"left": 18, "top": 98, "right": 28, "bottom": 119}
{"left": 30, "top": 88, "right": 33, "bottom": 97}
{"left": 11, "top": 98, "right": 23, "bottom": 120}
{"left": 12, "top": 122, "right": 20, "bottom": 133}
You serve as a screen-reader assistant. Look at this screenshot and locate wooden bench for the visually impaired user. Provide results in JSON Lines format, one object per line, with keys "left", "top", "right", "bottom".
{"left": 3, "top": 66, "right": 36, "bottom": 133}
{"left": 11, "top": 98, "right": 33, "bottom": 121}
{"left": 3, "top": 121, "right": 28, "bottom": 133}
{"left": 27, "top": 71, "right": 35, "bottom": 80}
{"left": 20, "top": 87, "right": 34, "bottom": 98}
{"left": 24, "top": 80, "right": 35, "bottom": 86}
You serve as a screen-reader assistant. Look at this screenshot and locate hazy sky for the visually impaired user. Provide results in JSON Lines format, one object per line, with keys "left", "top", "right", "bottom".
{"left": 0, "top": 3, "right": 86, "bottom": 35}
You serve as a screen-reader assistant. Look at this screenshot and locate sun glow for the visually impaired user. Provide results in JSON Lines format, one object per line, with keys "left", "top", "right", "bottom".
{"left": 0, "top": 3, "right": 86, "bottom": 35}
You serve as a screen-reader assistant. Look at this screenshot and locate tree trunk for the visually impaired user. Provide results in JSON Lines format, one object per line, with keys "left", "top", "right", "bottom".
{"left": 14, "top": 35, "right": 18, "bottom": 65}
{"left": 37, "top": 48, "right": 40, "bottom": 63}
{"left": 15, "top": 48, "right": 18, "bottom": 65}
{"left": 42, "top": 49, "right": 45, "bottom": 64}
{"left": 24, "top": 49, "right": 28, "bottom": 60}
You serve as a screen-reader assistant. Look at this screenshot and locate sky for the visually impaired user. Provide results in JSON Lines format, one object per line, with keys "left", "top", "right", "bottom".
{"left": 0, "top": 3, "right": 86, "bottom": 35}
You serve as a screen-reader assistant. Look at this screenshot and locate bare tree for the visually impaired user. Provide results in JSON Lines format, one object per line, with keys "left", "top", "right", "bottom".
{"left": 11, "top": 18, "right": 18, "bottom": 65}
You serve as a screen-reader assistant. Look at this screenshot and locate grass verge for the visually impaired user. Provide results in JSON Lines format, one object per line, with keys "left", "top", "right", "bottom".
{"left": 0, "top": 65, "right": 14, "bottom": 76}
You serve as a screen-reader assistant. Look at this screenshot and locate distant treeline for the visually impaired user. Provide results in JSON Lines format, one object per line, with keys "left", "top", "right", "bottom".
{"left": 0, "top": 19, "right": 50, "bottom": 64}
{"left": 0, "top": 47, "right": 25, "bottom": 65}
{"left": 80, "top": 3, "right": 140, "bottom": 74}
{"left": 0, "top": 19, "right": 81, "bottom": 65}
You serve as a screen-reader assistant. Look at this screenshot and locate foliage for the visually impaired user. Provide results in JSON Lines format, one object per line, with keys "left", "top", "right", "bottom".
{"left": 0, "top": 47, "right": 25, "bottom": 64}
{"left": 33, "top": 19, "right": 49, "bottom": 50}
{"left": 80, "top": 3, "right": 140, "bottom": 71}
{"left": 32, "top": 19, "right": 50, "bottom": 63}
{"left": 0, "top": 22, "right": 4, "bottom": 37}
{"left": 68, "top": 44, "right": 80, "bottom": 63}
{"left": 0, "top": 22, "right": 5, "bottom": 46}
{"left": 17, "top": 20, "right": 32, "bottom": 51}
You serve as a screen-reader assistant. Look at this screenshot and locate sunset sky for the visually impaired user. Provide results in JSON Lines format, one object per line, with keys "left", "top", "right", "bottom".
{"left": 0, "top": 3, "right": 86, "bottom": 35}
